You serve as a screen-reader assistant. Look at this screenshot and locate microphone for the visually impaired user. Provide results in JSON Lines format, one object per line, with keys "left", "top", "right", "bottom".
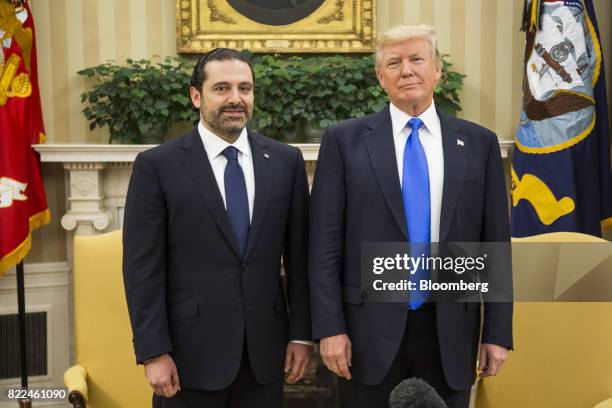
{"left": 389, "top": 378, "right": 447, "bottom": 408}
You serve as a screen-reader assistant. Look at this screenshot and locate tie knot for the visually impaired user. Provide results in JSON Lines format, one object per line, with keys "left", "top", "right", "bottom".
{"left": 222, "top": 146, "right": 239, "bottom": 161}
{"left": 407, "top": 118, "right": 424, "bottom": 131}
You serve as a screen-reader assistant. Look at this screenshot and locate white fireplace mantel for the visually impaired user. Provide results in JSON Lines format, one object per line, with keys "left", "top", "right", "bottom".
{"left": 34, "top": 140, "right": 514, "bottom": 162}
{"left": 33, "top": 141, "right": 514, "bottom": 236}
{"left": 33, "top": 143, "right": 324, "bottom": 162}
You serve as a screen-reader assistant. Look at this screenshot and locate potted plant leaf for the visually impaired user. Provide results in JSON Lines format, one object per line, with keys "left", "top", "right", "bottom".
{"left": 79, "top": 54, "right": 464, "bottom": 144}
{"left": 250, "top": 53, "right": 465, "bottom": 143}
{"left": 78, "top": 57, "right": 196, "bottom": 144}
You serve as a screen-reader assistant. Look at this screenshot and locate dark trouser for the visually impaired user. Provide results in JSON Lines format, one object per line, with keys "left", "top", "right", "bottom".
{"left": 338, "top": 308, "right": 472, "bottom": 408}
{"left": 152, "top": 346, "right": 283, "bottom": 408}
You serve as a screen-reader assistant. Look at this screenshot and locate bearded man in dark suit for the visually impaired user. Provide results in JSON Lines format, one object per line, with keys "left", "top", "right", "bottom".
{"left": 123, "top": 48, "right": 313, "bottom": 408}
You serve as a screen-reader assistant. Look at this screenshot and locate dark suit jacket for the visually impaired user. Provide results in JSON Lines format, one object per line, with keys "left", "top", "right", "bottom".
{"left": 309, "top": 107, "right": 513, "bottom": 390}
{"left": 123, "top": 128, "right": 311, "bottom": 391}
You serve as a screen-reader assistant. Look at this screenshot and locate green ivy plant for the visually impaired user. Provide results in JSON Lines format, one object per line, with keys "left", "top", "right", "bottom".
{"left": 78, "top": 54, "right": 465, "bottom": 143}
{"left": 435, "top": 55, "right": 466, "bottom": 117}
{"left": 250, "top": 55, "right": 384, "bottom": 140}
{"left": 78, "top": 57, "right": 196, "bottom": 144}
{"left": 250, "top": 53, "right": 466, "bottom": 140}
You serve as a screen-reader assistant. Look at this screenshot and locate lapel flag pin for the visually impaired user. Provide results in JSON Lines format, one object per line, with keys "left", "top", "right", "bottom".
{"left": 264, "top": 153, "right": 270, "bottom": 159}
{"left": 457, "top": 139, "right": 464, "bottom": 147}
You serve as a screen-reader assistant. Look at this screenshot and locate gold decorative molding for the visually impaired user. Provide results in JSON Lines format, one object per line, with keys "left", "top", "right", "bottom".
{"left": 317, "top": 0, "right": 344, "bottom": 24}
{"left": 177, "top": 0, "right": 376, "bottom": 53}
{"left": 206, "top": 0, "right": 236, "bottom": 24}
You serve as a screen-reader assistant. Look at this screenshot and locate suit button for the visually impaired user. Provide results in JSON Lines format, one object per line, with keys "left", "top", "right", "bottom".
{"left": 235, "top": 303, "right": 244, "bottom": 311}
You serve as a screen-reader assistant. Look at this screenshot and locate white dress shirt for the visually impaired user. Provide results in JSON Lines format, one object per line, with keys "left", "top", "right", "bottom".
{"left": 390, "top": 102, "right": 444, "bottom": 242}
{"left": 198, "top": 121, "right": 255, "bottom": 222}
{"left": 197, "top": 121, "right": 313, "bottom": 346}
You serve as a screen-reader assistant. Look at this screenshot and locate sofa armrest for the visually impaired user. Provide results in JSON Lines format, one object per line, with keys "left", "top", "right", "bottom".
{"left": 63, "top": 365, "right": 88, "bottom": 408}
{"left": 594, "top": 397, "right": 612, "bottom": 408}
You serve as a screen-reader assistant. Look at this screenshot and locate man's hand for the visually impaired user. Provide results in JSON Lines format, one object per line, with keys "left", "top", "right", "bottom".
{"left": 144, "top": 353, "right": 181, "bottom": 397}
{"left": 479, "top": 343, "right": 509, "bottom": 377}
{"left": 284, "top": 343, "right": 313, "bottom": 383}
{"left": 320, "top": 334, "right": 352, "bottom": 380}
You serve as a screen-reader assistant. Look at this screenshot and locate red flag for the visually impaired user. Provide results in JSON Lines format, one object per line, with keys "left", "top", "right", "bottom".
{"left": 0, "top": 0, "right": 50, "bottom": 275}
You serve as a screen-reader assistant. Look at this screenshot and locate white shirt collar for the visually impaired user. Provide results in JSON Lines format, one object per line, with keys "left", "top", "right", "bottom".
{"left": 389, "top": 101, "right": 438, "bottom": 138}
{"left": 198, "top": 121, "right": 250, "bottom": 159}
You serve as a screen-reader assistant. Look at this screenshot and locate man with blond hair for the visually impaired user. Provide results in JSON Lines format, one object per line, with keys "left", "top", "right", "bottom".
{"left": 309, "top": 25, "right": 512, "bottom": 407}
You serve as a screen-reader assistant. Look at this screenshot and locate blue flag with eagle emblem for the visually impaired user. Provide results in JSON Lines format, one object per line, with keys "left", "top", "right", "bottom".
{"left": 511, "top": 0, "right": 612, "bottom": 237}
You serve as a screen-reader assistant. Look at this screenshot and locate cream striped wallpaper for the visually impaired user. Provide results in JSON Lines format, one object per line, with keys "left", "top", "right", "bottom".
{"left": 26, "top": 0, "right": 612, "bottom": 262}
{"left": 29, "top": 0, "right": 612, "bottom": 145}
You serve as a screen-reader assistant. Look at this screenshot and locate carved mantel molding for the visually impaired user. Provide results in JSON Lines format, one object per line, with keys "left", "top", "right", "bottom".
{"left": 33, "top": 141, "right": 513, "bottom": 236}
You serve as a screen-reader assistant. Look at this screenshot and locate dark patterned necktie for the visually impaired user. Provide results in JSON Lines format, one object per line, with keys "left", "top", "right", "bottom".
{"left": 222, "top": 146, "right": 249, "bottom": 256}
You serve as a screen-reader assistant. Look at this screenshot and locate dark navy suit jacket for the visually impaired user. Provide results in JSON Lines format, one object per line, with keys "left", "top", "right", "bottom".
{"left": 123, "top": 128, "right": 311, "bottom": 390}
{"left": 309, "top": 107, "right": 513, "bottom": 390}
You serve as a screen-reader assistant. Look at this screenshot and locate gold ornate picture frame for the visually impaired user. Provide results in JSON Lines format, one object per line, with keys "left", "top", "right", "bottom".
{"left": 177, "top": 0, "right": 376, "bottom": 53}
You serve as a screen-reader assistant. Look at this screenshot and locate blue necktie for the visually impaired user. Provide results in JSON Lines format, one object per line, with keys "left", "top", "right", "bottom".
{"left": 402, "top": 118, "right": 431, "bottom": 310}
{"left": 222, "top": 146, "right": 249, "bottom": 256}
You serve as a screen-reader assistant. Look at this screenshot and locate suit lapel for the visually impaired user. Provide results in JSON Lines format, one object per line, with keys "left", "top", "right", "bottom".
{"left": 438, "top": 110, "right": 468, "bottom": 242}
{"left": 363, "top": 108, "right": 409, "bottom": 240}
{"left": 243, "top": 131, "right": 273, "bottom": 262}
{"left": 178, "top": 129, "right": 242, "bottom": 258}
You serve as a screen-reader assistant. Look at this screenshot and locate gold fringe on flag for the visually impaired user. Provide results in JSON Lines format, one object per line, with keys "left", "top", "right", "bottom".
{"left": 0, "top": 208, "right": 51, "bottom": 276}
